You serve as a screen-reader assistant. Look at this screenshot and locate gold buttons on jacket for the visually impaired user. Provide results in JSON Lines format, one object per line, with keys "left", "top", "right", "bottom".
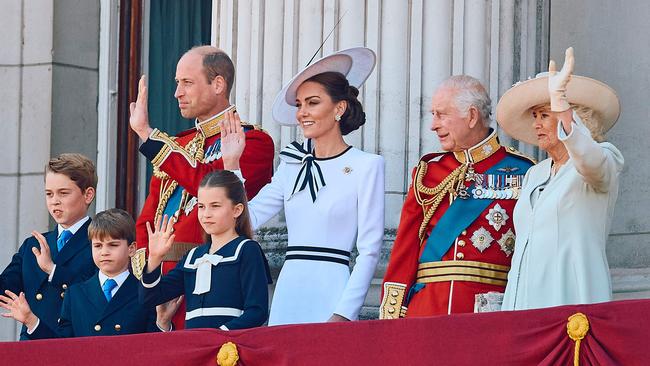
{"left": 114, "top": 324, "right": 121, "bottom": 331}
{"left": 60, "top": 292, "right": 65, "bottom": 298}
{"left": 62, "top": 284, "right": 68, "bottom": 290}
{"left": 390, "top": 290, "right": 398, "bottom": 297}
{"left": 458, "top": 240, "right": 466, "bottom": 247}
{"left": 35, "top": 293, "right": 43, "bottom": 301}
{"left": 462, "top": 230, "right": 467, "bottom": 236}
{"left": 388, "top": 307, "right": 395, "bottom": 314}
{"left": 94, "top": 325, "right": 101, "bottom": 332}
{"left": 456, "top": 252, "right": 465, "bottom": 260}
{"left": 389, "top": 298, "right": 397, "bottom": 305}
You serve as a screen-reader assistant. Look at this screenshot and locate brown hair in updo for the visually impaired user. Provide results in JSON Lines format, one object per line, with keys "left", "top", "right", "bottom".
{"left": 303, "top": 71, "right": 366, "bottom": 135}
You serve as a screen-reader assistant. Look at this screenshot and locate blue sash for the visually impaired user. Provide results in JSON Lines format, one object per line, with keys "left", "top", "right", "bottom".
{"left": 418, "top": 155, "right": 532, "bottom": 263}
{"left": 161, "top": 125, "right": 254, "bottom": 218}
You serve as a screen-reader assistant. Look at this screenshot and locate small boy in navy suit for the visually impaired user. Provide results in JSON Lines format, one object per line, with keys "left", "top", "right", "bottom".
{"left": 0, "top": 153, "right": 98, "bottom": 340}
{"left": 0, "top": 209, "right": 178, "bottom": 337}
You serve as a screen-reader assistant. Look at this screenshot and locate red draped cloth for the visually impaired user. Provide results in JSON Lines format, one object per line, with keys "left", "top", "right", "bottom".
{"left": 2, "top": 299, "right": 649, "bottom": 365}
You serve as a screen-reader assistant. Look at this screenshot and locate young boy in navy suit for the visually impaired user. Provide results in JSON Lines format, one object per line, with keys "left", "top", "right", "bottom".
{"left": 0, "top": 154, "right": 98, "bottom": 340}
{"left": 0, "top": 209, "right": 179, "bottom": 337}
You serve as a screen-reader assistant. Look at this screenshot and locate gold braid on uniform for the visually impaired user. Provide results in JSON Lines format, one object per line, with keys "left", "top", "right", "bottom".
{"left": 414, "top": 161, "right": 469, "bottom": 242}
{"left": 154, "top": 132, "right": 206, "bottom": 223}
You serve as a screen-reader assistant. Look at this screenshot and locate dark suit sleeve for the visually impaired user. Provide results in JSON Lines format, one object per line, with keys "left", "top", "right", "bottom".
{"left": 28, "top": 288, "right": 74, "bottom": 339}
{"left": 222, "top": 242, "right": 269, "bottom": 330}
{"left": 139, "top": 260, "right": 185, "bottom": 307}
{"left": 50, "top": 254, "right": 96, "bottom": 288}
{"left": 0, "top": 238, "right": 28, "bottom": 294}
{"left": 50, "top": 263, "right": 96, "bottom": 288}
{"left": 145, "top": 306, "right": 162, "bottom": 333}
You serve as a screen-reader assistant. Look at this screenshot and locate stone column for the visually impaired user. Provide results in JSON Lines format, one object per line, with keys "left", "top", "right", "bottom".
{"left": 0, "top": 0, "right": 100, "bottom": 341}
{"left": 0, "top": 0, "right": 55, "bottom": 341}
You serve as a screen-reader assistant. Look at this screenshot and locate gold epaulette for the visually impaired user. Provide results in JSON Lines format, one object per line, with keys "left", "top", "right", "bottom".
{"left": 505, "top": 146, "right": 537, "bottom": 164}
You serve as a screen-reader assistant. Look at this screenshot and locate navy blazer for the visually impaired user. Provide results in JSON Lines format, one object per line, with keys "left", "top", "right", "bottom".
{"left": 140, "top": 236, "right": 272, "bottom": 330}
{"left": 30, "top": 273, "right": 158, "bottom": 338}
{"left": 0, "top": 220, "right": 97, "bottom": 340}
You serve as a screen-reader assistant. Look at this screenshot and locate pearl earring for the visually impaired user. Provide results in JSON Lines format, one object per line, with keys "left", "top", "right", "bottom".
{"left": 335, "top": 115, "right": 341, "bottom": 122}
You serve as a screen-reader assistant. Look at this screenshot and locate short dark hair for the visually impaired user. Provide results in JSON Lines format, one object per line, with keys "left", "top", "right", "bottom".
{"left": 199, "top": 170, "right": 253, "bottom": 240}
{"left": 303, "top": 71, "right": 366, "bottom": 135}
{"left": 88, "top": 208, "right": 136, "bottom": 244}
{"left": 45, "top": 153, "right": 98, "bottom": 192}
{"left": 189, "top": 46, "right": 235, "bottom": 98}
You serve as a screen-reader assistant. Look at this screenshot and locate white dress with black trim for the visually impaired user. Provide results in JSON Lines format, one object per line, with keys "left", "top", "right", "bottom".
{"left": 249, "top": 139, "right": 385, "bottom": 325}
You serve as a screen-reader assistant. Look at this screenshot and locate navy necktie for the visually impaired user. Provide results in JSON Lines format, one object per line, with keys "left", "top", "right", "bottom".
{"left": 57, "top": 230, "right": 73, "bottom": 251}
{"left": 102, "top": 279, "right": 118, "bottom": 302}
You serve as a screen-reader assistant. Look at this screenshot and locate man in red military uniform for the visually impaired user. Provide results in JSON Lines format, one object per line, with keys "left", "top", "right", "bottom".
{"left": 380, "top": 76, "right": 534, "bottom": 318}
{"left": 129, "top": 46, "right": 274, "bottom": 327}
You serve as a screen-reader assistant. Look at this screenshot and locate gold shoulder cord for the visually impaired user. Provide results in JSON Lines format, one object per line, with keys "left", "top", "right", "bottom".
{"left": 414, "top": 161, "right": 469, "bottom": 242}
{"left": 153, "top": 132, "right": 206, "bottom": 224}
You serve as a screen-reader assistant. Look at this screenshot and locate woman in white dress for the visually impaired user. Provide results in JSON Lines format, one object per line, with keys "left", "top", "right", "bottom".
{"left": 221, "top": 48, "right": 385, "bottom": 325}
{"left": 496, "top": 47, "right": 624, "bottom": 310}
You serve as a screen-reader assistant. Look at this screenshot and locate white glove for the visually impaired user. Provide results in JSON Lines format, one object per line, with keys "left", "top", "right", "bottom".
{"left": 548, "top": 47, "right": 575, "bottom": 112}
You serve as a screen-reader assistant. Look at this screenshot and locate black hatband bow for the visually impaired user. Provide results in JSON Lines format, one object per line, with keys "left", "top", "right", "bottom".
{"left": 280, "top": 139, "right": 326, "bottom": 202}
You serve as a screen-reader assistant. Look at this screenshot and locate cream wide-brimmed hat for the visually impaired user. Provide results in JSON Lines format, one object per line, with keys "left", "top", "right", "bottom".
{"left": 495, "top": 73, "right": 620, "bottom": 145}
{"left": 272, "top": 47, "right": 376, "bottom": 126}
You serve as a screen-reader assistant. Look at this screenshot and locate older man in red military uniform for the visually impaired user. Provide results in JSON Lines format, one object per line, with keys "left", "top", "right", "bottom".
{"left": 129, "top": 46, "right": 274, "bottom": 328}
{"left": 380, "top": 75, "right": 534, "bottom": 318}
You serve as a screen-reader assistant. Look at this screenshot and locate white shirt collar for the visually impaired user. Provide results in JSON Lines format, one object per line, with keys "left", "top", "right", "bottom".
{"left": 98, "top": 270, "right": 130, "bottom": 296}
{"left": 58, "top": 216, "right": 90, "bottom": 237}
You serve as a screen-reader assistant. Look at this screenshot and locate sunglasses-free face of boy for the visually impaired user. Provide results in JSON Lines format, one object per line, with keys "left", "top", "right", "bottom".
{"left": 91, "top": 237, "right": 136, "bottom": 277}
{"left": 45, "top": 172, "right": 95, "bottom": 229}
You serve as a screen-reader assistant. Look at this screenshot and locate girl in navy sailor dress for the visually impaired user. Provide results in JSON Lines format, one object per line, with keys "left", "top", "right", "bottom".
{"left": 139, "top": 170, "right": 272, "bottom": 330}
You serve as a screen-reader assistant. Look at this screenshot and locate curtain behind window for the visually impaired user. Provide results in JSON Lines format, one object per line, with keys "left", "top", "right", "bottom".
{"left": 147, "top": 0, "right": 212, "bottom": 185}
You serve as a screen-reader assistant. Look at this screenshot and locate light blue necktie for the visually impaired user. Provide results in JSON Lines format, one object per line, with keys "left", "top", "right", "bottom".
{"left": 102, "top": 279, "right": 117, "bottom": 302}
{"left": 57, "top": 229, "right": 73, "bottom": 251}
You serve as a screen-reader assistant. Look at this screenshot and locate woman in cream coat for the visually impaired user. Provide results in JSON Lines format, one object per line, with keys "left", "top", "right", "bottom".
{"left": 497, "top": 47, "right": 624, "bottom": 310}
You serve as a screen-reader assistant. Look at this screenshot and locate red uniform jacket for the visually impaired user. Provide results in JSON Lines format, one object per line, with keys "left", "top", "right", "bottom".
{"left": 380, "top": 132, "right": 534, "bottom": 318}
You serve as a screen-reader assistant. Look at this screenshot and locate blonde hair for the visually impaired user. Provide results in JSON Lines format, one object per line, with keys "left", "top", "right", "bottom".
{"left": 571, "top": 104, "right": 604, "bottom": 142}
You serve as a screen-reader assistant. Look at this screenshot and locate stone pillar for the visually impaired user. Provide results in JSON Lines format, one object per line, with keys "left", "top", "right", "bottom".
{"left": 0, "top": 0, "right": 55, "bottom": 341}
{"left": 0, "top": 0, "right": 100, "bottom": 341}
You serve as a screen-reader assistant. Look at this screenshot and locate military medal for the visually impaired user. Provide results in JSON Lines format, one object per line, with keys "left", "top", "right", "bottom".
{"left": 486, "top": 203, "right": 509, "bottom": 231}
{"left": 498, "top": 229, "right": 516, "bottom": 257}
{"left": 203, "top": 140, "right": 222, "bottom": 163}
{"left": 471, "top": 227, "right": 494, "bottom": 252}
{"left": 471, "top": 172, "right": 524, "bottom": 200}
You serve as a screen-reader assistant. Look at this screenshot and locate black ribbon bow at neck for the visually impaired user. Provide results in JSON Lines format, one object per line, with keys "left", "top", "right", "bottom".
{"left": 279, "top": 139, "right": 326, "bottom": 202}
